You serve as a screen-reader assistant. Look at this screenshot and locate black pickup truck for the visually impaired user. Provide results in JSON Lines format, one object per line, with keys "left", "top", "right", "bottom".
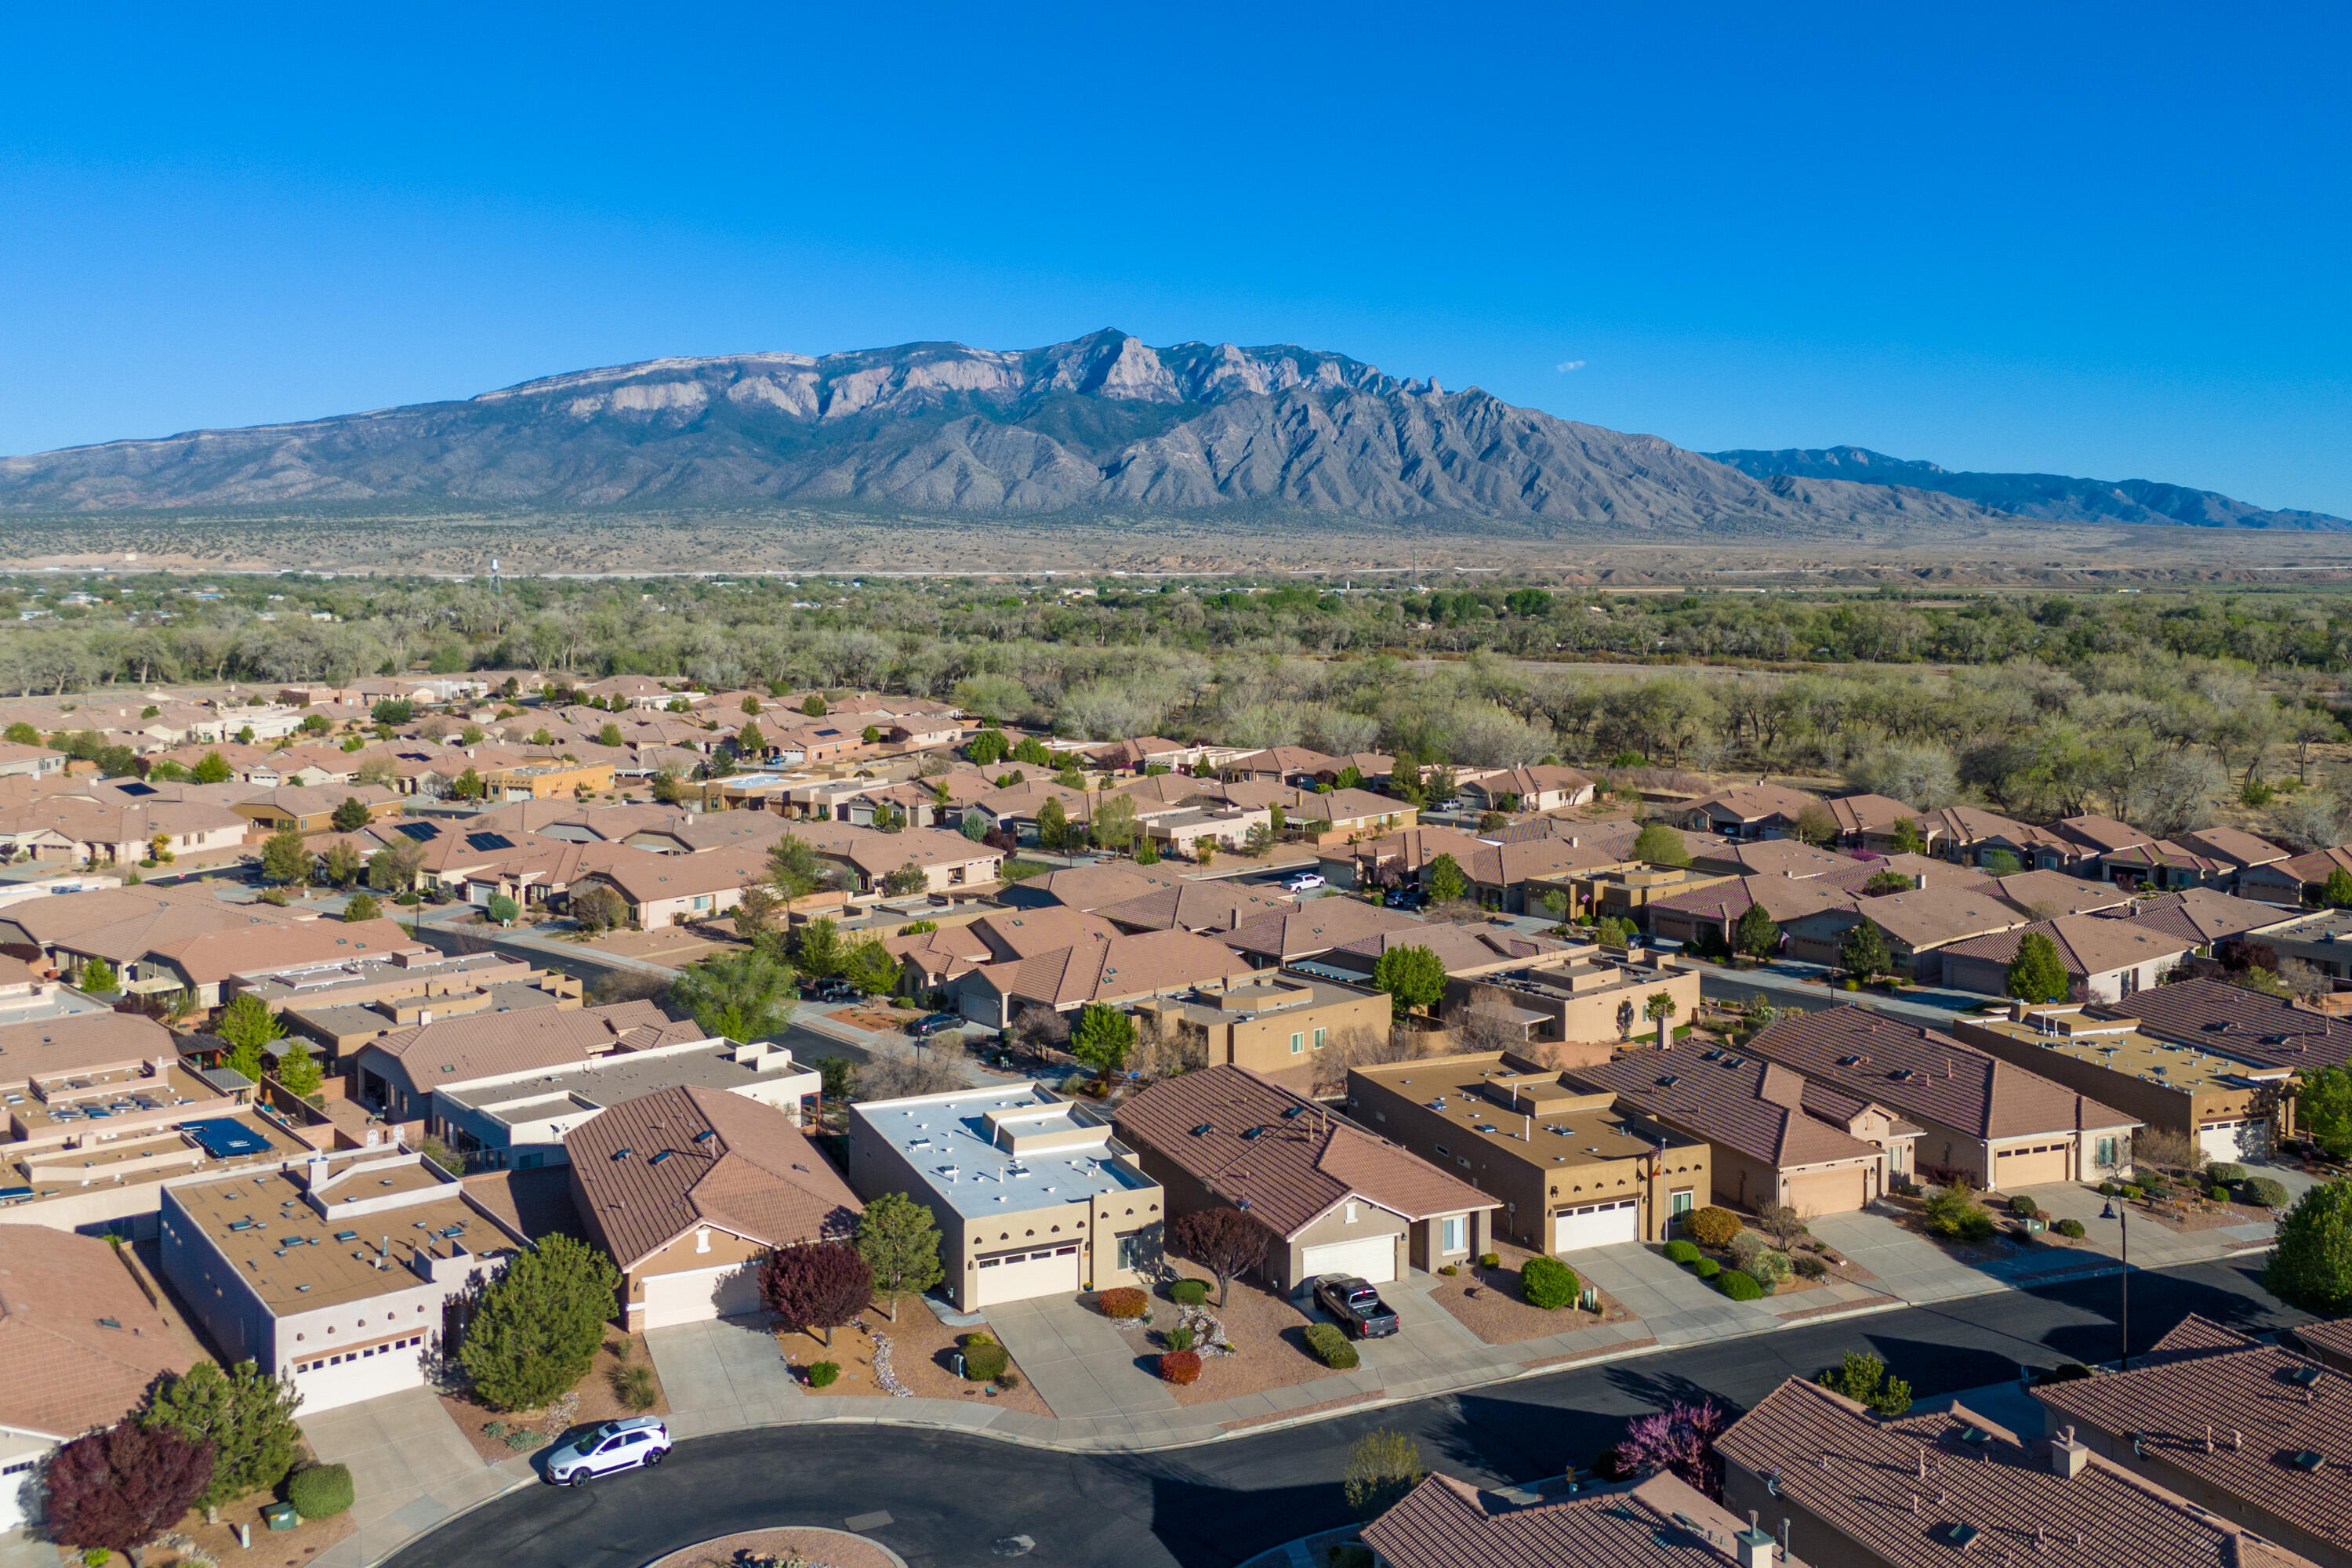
{"left": 1312, "top": 1274, "right": 1399, "bottom": 1339}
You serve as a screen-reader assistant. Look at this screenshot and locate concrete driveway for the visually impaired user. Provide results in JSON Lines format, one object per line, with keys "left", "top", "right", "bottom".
{"left": 646, "top": 1315, "right": 804, "bottom": 1438}
{"left": 299, "top": 1388, "right": 520, "bottom": 1568}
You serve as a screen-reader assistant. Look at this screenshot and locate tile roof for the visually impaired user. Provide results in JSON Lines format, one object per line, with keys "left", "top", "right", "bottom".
{"left": 1824, "top": 793, "right": 1922, "bottom": 834}
{"left": 1991, "top": 870, "right": 2136, "bottom": 920}
{"left": 2056, "top": 815, "right": 2155, "bottom": 855}
{"left": 2034, "top": 1337, "right": 2352, "bottom": 1557}
{"left": 147, "top": 916, "right": 428, "bottom": 985}
{"left": 0, "top": 1009, "right": 179, "bottom": 1084}
{"left": 2129, "top": 887, "right": 2301, "bottom": 946}
{"left": 368, "top": 999, "right": 700, "bottom": 1085}
{"left": 1686, "top": 784, "right": 1820, "bottom": 823}
{"left": 0, "top": 1225, "right": 204, "bottom": 1439}
{"left": 1939, "top": 907, "right": 2203, "bottom": 979}
{"left": 2090, "top": 979, "right": 2352, "bottom": 1073}
{"left": 1218, "top": 900, "right": 1429, "bottom": 963}
{"left": 1718, "top": 1377, "right": 2315, "bottom": 1568}
{"left": 1846, "top": 885, "right": 2023, "bottom": 949}
{"left": 1094, "top": 880, "right": 1299, "bottom": 934}
{"left": 996, "top": 865, "right": 1180, "bottom": 912}
{"left": 971, "top": 928, "right": 1262, "bottom": 1010}
{"left": 1743, "top": 1008, "right": 2136, "bottom": 1141}
{"left": 1363, "top": 1470, "right": 1814, "bottom": 1568}
{"left": 2288, "top": 1317, "right": 2352, "bottom": 1372}
{"left": 1566, "top": 1045, "right": 1886, "bottom": 1171}
{"left": 1650, "top": 874, "right": 1857, "bottom": 927}
{"left": 1115, "top": 1064, "right": 1492, "bottom": 1239}
{"left": 566, "top": 1083, "right": 862, "bottom": 1269}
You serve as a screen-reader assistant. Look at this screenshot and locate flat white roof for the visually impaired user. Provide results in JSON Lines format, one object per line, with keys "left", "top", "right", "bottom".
{"left": 853, "top": 1083, "right": 1148, "bottom": 1220}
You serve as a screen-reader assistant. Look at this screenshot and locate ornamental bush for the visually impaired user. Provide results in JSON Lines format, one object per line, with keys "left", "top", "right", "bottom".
{"left": 1727, "top": 1233, "right": 1766, "bottom": 1272}
{"left": 961, "top": 1338, "right": 1010, "bottom": 1381}
{"left": 805, "top": 1361, "right": 840, "bottom": 1388}
{"left": 1158, "top": 1350, "right": 1202, "bottom": 1385}
{"left": 1169, "top": 1279, "right": 1208, "bottom": 1308}
{"left": 1520, "top": 1256, "right": 1578, "bottom": 1310}
{"left": 2008, "top": 1194, "right": 2039, "bottom": 1218}
{"left": 1717, "top": 1269, "right": 1762, "bottom": 1301}
{"left": 2209, "top": 1185, "right": 2233, "bottom": 1202}
{"left": 1097, "top": 1287, "right": 1148, "bottom": 1319}
{"left": 1478, "top": 1252, "right": 1501, "bottom": 1269}
{"left": 2241, "top": 1178, "right": 2291, "bottom": 1209}
{"left": 2055, "top": 1218, "right": 2085, "bottom": 1238}
{"left": 1751, "top": 1250, "right": 1792, "bottom": 1285}
{"left": 1662, "top": 1240, "right": 1701, "bottom": 1265}
{"left": 2208, "top": 1163, "right": 2248, "bottom": 1185}
{"left": 1682, "top": 1207, "right": 1740, "bottom": 1248}
{"left": 1792, "top": 1254, "right": 1828, "bottom": 1279}
{"left": 287, "top": 1464, "right": 354, "bottom": 1520}
{"left": 1693, "top": 1258, "right": 1721, "bottom": 1279}
{"left": 1305, "top": 1323, "right": 1360, "bottom": 1369}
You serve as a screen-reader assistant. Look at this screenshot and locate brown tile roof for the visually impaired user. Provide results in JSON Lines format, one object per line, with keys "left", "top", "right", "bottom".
{"left": 1846, "top": 886, "right": 2023, "bottom": 950}
{"left": 1939, "top": 908, "right": 2202, "bottom": 979}
{"left": 1690, "top": 838, "right": 1857, "bottom": 879}
{"left": 2141, "top": 1312, "right": 2262, "bottom": 1364}
{"left": 1458, "top": 836, "right": 1636, "bottom": 889}
{"left": 1355, "top": 824, "right": 1490, "bottom": 873}
{"left": 1992, "top": 869, "right": 2136, "bottom": 919}
{"left": 2092, "top": 979, "right": 2352, "bottom": 1073}
{"left": 0, "top": 1009, "right": 178, "bottom": 1085}
{"left": 1650, "top": 874, "right": 1857, "bottom": 928}
{"left": 2056, "top": 815, "right": 2156, "bottom": 855}
{"left": 1115, "top": 1064, "right": 1492, "bottom": 1239}
{"left": 1363, "top": 1470, "right": 1814, "bottom": 1568}
{"left": 1825, "top": 793, "right": 1922, "bottom": 834}
{"left": 0, "top": 1225, "right": 203, "bottom": 1439}
{"left": 2288, "top": 1317, "right": 2352, "bottom": 1373}
{"left": 1094, "top": 881, "right": 1298, "bottom": 934}
{"left": 149, "top": 916, "right": 427, "bottom": 985}
{"left": 566, "top": 1083, "right": 861, "bottom": 1269}
{"left": 2034, "top": 1337, "right": 2352, "bottom": 1557}
{"left": 997, "top": 865, "right": 1181, "bottom": 911}
{"left": 1743, "top": 1008, "right": 2135, "bottom": 1142}
{"left": 32, "top": 889, "right": 313, "bottom": 965}
{"left": 1321, "top": 924, "right": 1571, "bottom": 976}
{"left": 1566, "top": 1045, "right": 1886, "bottom": 1171}
{"left": 1218, "top": 900, "right": 1428, "bottom": 964}
{"left": 579, "top": 846, "right": 769, "bottom": 902}
{"left": 968, "top": 907, "right": 1123, "bottom": 960}
{"left": 971, "top": 928, "right": 1262, "bottom": 1011}
{"left": 368, "top": 999, "right": 697, "bottom": 1084}
{"left": 1686, "top": 783, "right": 1819, "bottom": 823}
{"left": 1719, "top": 1376, "right": 2318, "bottom": 1568}
{"left": 2129, "top": 887, "right": 2300, "bottom": 946}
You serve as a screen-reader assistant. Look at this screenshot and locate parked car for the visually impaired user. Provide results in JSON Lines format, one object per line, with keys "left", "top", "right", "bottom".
{"left": 1435, "top": 797, "right": 1465, "bottom": 813}
{"left": 804, "top": 978, "right": 854, "bottom": 1003}
{"left": 1283, "top": 871, "right": 1327, "bottom": 892}
{"left": 1312, "top": 1274, "right": 1399, "bottom": 1339}
{"left": 544, "top": 1417, "right": 670, "bottom": 1486}
{"left": 1383, "top": 886, "right": 1428, "bottom": 910}
{"left": 909, "top": 1011, "right": 964, "bottom": 1037}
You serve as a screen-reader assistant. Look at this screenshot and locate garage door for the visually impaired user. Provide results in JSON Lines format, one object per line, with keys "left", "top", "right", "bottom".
{"left": 1783, "top": 1165, "right": 1867, "bottom": 1217}
{"left": 1553, "top": 1197, "right": 1640, "bottom": 1254}
{"left": 290, "top": 1334, "right": 432, "bottom": 1412}
{"left": 1992, "top": 1142, "right": 2070, "bottom": 1189}
{"left": 2199, "top": 1120, "right": 2268, "bottom": 1163}
{"left": 641, "top": 1262, "right": 764, "bottom": 1328}
{"left": 973, "top": 1243, "right": 1082, "bottom": 1307}
{"left": 0, "top": 1447, "right": 49, "bottom": 1530}
{"left": 1301, "top": 1234, "right": 1397, "bottom": 1287}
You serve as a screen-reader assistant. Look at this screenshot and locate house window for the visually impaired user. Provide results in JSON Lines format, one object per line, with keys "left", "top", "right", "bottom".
{"left": 1290, "top": 1032, "right": 1305, "bottom": 1054}
{"left": 1116, "top": 1231, "right": 1153, "bottom": 1271}
{"left": 1439, "top": 1215, "right": 1465, "bottom": 1254}
{"left": 1669, "top": 1188, "right": 1695, "bottom": 1218}
{"left": 2094, "top": 1136, "right": 2117, "bottom": 1168}
{"left": 1313, "top": 1027, "right": 1327, "bottom": 1050}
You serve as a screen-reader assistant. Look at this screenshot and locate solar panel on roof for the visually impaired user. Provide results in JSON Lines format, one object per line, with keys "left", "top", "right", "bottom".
{"left": 466, "top": 831, "right": 514, "bottom": 851}
{"left": 397, "top": 822, "right": 441, "bottom": 842}
{"left": 115, "top": 782, "right": 156, "bottom": 796}
{"left": 183, "top": 1119, "right": 270, "bottom": 1158}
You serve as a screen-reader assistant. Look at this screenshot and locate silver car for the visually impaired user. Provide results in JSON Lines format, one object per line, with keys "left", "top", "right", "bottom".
{"left": 544, "top": 1417, "right": 670, "bottom": 1486}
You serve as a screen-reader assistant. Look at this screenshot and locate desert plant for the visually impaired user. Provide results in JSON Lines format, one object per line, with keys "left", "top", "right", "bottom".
{"left": 1662, "top": 1239, "right": 1701, "bottom": 1265}
{"left": 1727, "top": 1232, "right": 1766, "bottom": 1273}
{"left": 614, "top": 1363, "right": 657, "bottom": 1411}
{"left": 1519, "top": 1255, "right": 1578, "bottom": 1309}
{"left": 1922, "top": 1181, "right": 1997, "bottom": 1243}
{"left": 1792, "top": 1254, "right": 1828, "bottom": 1279}
{"left": 286, "top": 1464, "right": 354, "bottom": 1519}
{"left": 1169, "top": 1279, "right": 1208, "bottom": 1308}
{"left": 1158, "top": 1350, "right": 1202, "bottom": 1385}
{"left": 1681, "top": 1207, "right": 1740, "bottom": 1247}
{"left": 2009, "top": 1194, "right": 2040, "bottom": 1218}
{"left": 1477, "top": 1251, "right": 1501, "bottom": 1269}
{"left": 995, "top": 1369, "right": 1022, "bottom": 1390}
{"left": 804, "top": 1360, "right": 841, "bottom": 1388}
{"left": 2206, "top": 1162, "right": 2248, "bottom": 1185}
{"left": 1305, "top": 1323, "right": 1359, "bottom": 1369}
{"left": 1097, "top": 1287, "right": 1148, "bottom": 1319}
{"left": 1751, "top": 1250, "right": 1792, "bottom": 1286}
{"left": 1716, "top": 1269, "right": 1762, "bottom": 1301}
{"left": 1163, "top": 1325, "right": 1196, "bottom": 1354}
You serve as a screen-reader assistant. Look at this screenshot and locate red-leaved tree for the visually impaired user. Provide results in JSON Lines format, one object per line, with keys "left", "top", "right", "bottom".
{"left": 48, "top": 1424, "right": 215, "bottom": 1563}
{"left": 759, "top": 1240, "right": 873, "bottom": 1346}
{"left": 1168, "top": 1206, "right": 1271, "bottom": 1307}
{"left": 1610, "top": 1399, "right": 1730, "bottom": 1497}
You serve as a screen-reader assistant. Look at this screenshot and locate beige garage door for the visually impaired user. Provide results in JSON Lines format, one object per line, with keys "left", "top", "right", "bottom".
{"left": 1782, "top": 1165, "right": 1867, "bottom": 1217}
{"left": 973, "top": 1242, "right": 1082, "bottom": 1307}
{"left": 1993, "top": 1142, "right": 2069, "bottom": 1189}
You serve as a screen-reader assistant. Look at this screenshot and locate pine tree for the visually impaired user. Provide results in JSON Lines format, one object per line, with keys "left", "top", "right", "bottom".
{"left": 2004, "top": 931, "right": 2071, "bottom": 1004}
{"left": 141, "top": 1359, "right": 303, "bottom": 1514}
{"left": 855, "top": 1193, "right": 945, "bottom": 1322}
{"left": 1840, "top": 919, "right": 1891, "bottom": 980}
{"left": 459, "top": 1236, "right": 621, "bottom": 1410}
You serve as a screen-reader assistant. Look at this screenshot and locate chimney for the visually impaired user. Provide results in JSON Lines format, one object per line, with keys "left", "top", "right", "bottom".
{"left": 1913, "top": 873, "right": 1927, "bottom": 889}
{"left": 2050, "top": 1426, "right": 2089, "bottom": 1479}
{"left": 1733, "top": 1510, "right": 1774, "bottom": 1568}
{"left": 306, "top": 1153, "right": 328, "bottom": 1191}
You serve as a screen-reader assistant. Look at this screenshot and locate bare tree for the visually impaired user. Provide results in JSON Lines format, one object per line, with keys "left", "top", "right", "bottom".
{"left": 1756, "top": 1202, "right": 1811, "bottom": 1251}
{"left": 1312, "top": 1022, "right": 1428, "bottom": 1098}
{"left": 1131, "top": 1012, "right": 1205, "bottom": 1083}
{"left": 857, "top": 1041, "right": 970, "bottom": 1101}
{"left": 2278, "top": 956, "right": 2332, "bottom": 1001}
{"left": 2129, "top": 1125, "right": 2199, "bottom": 1181}
{"left": 1452, "top": 996, "right": 1529, "bottom": 1058}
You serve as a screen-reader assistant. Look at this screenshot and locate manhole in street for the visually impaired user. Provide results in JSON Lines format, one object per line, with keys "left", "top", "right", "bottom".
{"left": 991, "top": 1536, "right": 1036, "bottom": 1556}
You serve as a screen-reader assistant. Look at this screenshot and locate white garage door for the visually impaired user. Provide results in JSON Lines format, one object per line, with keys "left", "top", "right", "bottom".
{"left": 1301, "top": 1234, "right": 1397, "bottom": 1287}
{"left": 2199, "top": 1120, "right": 2267, "bottom": 1163}
{"left": 641, "top": 1262, "right": 764, "bottom": 1329}
{"left": 1553, "top": 1198, "right": 1640, "bottom": 1254}
{"left": 291, "top": 1336, "right": 431, "bottom": 1412}
{"left": 973, "top": 1243, "right": 1081, "bottom": 1306}
{"left": 0, "top": 1446, "right": 50, "bottom": 1530}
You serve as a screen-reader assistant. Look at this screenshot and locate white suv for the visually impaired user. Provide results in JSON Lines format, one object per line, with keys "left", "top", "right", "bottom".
{"left": 544, "top": 1417, "right": 670, "bottom": 1486}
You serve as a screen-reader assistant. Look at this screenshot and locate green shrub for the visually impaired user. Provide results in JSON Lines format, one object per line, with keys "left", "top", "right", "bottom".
{"left": 2008, "top": 1194, "right": 2039, "bottom": 1218}
{"left": 1305, "top": 1322, "right": 1359, "bottom": 1369}
{"left": 2241, "top": 1178, "right": 2291, "bottom": 1209}
{"left": 1923, "top": 1183, "right": 1998, "bottom": 1243}
{"left": 1693, "top": 1258, "right": 1721, "bottom": 1279}
{"left": 2209, "top": 1185, "right": 2232, "bottom": 1202}
{"left": 1717, "top": 1269, "right": 1762, "bottom": 1301}
{"left": 1662, "top": 1239, "right": 1701, "bottom": 1265}
{"left": 481, "top": 1421, "right": 505, "bottom": 1439}
{"left": 1164, "top": 1326, "right": 1196, "bottom": 1354}
{"left": 2207, "top": 1163, "right": 2247, "bottom": 1185}
{"left": 615, "top": 1362, "right": 658, "bottom": 1411}
{"left": 1169, "top": 1279, "right": 1209, "bottom": 1308}
{"left": 1158, "top": 1349, "right": 1201, "bottom": 1385}
{"left": 962, "top": 1338, "right": 1011, "bottom": 1381}
{"left": 806, "top": 1360, "right": 840, "bottom": 1388}
{"left": 1682, "top": 1207, "right": 1741, "bottom": 1247}
{"left": 2121, "top": 1184, "right": 2144, "bottom": 1200}
{"left": 1751, "top": 1250, "right": 1792, "bottom": 1285}
{"left": 2098, "top": 1181, "right": 2118, "bottom": 1196}
{"left": 286, "top": 1464, "right": 354, "bottom": 1519}
{"left": 1437, "top": 1263, "right": 1458, "bottom": 1276}
{"left": 504, "top": 1430, "right": 538, "bottom": 1450}
{"left": 1519, "top": 1255, "right": 1578, "bottom": 1309}
{"left": 1793, "top": 1254, "right": 1828, "bottom": 1279}
{"left": 1478, "top": 1252, "right": 1501, "bottom": 1269}
{"left": 2055, "top": 1218, "right": 2085, "bottom": 1238}
{"left": 1096, "top": 1287, "right": 1148, "bottom": 1319}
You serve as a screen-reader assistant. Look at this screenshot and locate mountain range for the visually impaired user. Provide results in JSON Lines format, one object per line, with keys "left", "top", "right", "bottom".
{"left": 1708, "top": 446, "right": 2350, "bottom": 532}
{"left": 0, "top": 330, "right": 2331, "bottom": 536}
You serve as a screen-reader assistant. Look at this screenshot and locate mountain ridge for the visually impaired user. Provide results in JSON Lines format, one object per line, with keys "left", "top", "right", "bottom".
{"left": 1708, "top": 445, "right": 2349, "bottom": 532}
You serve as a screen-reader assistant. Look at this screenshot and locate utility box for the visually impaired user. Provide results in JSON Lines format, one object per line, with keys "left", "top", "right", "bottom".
{"left": 2021, "top": 1217, "right": 2048, "bottom": 1236}
{"left": 263, "top": 1503, "right": 300, "bottom": 1532}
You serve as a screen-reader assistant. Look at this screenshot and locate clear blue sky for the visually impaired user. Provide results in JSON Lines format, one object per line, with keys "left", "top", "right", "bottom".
{"left": 5, "top": 3, "right": 2348, "bottom": 514}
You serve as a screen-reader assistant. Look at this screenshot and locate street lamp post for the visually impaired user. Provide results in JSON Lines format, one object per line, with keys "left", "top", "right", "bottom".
{"left": 2100, "top": 1196, "right": 2129, "bottom": 1371}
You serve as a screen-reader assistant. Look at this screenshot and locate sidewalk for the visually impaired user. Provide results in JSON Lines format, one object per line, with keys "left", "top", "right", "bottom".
{"left": 299, "top": 1388, "right": 535, "bottom": 1568}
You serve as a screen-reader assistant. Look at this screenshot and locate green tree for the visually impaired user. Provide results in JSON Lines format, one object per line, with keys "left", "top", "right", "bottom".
{"left": 1091, "top": 793, "right": 1139, "bottom": 851}
{"left": 191, "top": 750, "right": 232, "bottom": 784}
{"left": 2298, "top": 1065, "right": 2352, "bottom": 1160}
{"left": 260, "top": 826, "right": 310, "bottom": 884}
{"left": 1134, "top": 835, "right": 1161, "bottom": 865}
{"left": 861, "top": 724, "right": 881, "bottom": 745}
{"left": 794, "top": 916, "right": 846, "bottom": 979}
{"left": 1642, "top": 991, "right": 1679, "bottom": 1031}
{"left": 367, "top": 835, "right": 426, "bottom": 894}
{"left": 1011, "top": 735, "right": 1051, "bottom": 766}
{"left": 1070, "top": 1002, "right": 1137, "bottom": 1079}
{"left": 2263, "top": 1178, "right": 2352, "bottom": 1315}
{"left": 343, "top": 891, "right": 380, "bottom": 924}
{"left": 1373, "top": 944, "right": 1448, "bottom": 1022}
{"left": 841, "top": 938, "right": 900, "bottom": 997}
{"left": 1425, "top": 852, "right": 1469, "bottom": 903}
{"left": 450, "top": 766, "right": 485, "bottom": 800}
{"left": 459, "top": 1236, "right": 622, "bottom": 1411}
{"left": 767, "top": 834, "right": 825, "bottom": 914}
{"left": 650, "top": 769, "right": 685, "bottom": 805}
{"left": 1840, "top": 919, "right": 1891, "bottom": 980}
{"left": 2, "top": 721, "right": 37, "bottom": 745}
{"left": 329, "top": 796, "right": 372, "bottom": 833}
{"left": 78, "top": 956, "right": 118, "bottom": 994}
{"left": 1889, "top": 817, "right": 1927, "bottom": 856}
{"left": 1036, "top": 797, "right": 1073, "bottom": 852}
{"left": 1817, "top": 1350, "right": 1914, "bottom": 1417}
{"left": 2005, "top": 931, "right": 2071, "bottom": 1005}
{"left": 140, "top": 1358, "right": 303, "bottom": 1515}
{"left": 1792, "top": 803, "right": 1838, "bottom": 847}
{"left": 216, "top": 992, "right": 286, "bottom": 1054}
{"left": 1632, "top": 822, "right": 1691, "bottom": 866}
{"left": 736, "top": 720, "right": 767, "bottom": 757}
{"left": 321, "top": 839, "right": 367, "bottom": 889}
{"left": 960, "top": 805, "right": 993, "bottom": 841}
{"left": 965, "top": 729, "right": 1008, "bottom": 766}
{"left": 485, "top": 893, "right": 521, "bottom": 927}
{"left": 596, "top": 722, "right": 625, "bottom": 746}
{"left": 855, "top": 1192, "right": 945, "bottom": 1322}
{"left": 2324, "top": 866, "right": 2352, "bottom": 910}
{"left": 1342, "top": 1428, "right": 1426, "bottom": 1523}
{"left": 1983, "top": 849, "right": 2024, "bottom": 876}
{"left": 1733, "top": 902, "right": 1780, "bottom": 960}
{"left": 881, "top": 862, "right": 929, "bottom": 897}
{"left": 802, "top": 694, "right": 828, "bottom": 717}
{"left": 670, "top": 948, "right": 797, "bottom": 1040}
{"left": 275, "top": 1040, "right": 325, "bottom": 1098}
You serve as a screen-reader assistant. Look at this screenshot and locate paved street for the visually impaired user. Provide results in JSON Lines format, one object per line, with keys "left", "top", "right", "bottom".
{"left": 377, "top": 1255, "right": 2309, "bottom": 1568}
